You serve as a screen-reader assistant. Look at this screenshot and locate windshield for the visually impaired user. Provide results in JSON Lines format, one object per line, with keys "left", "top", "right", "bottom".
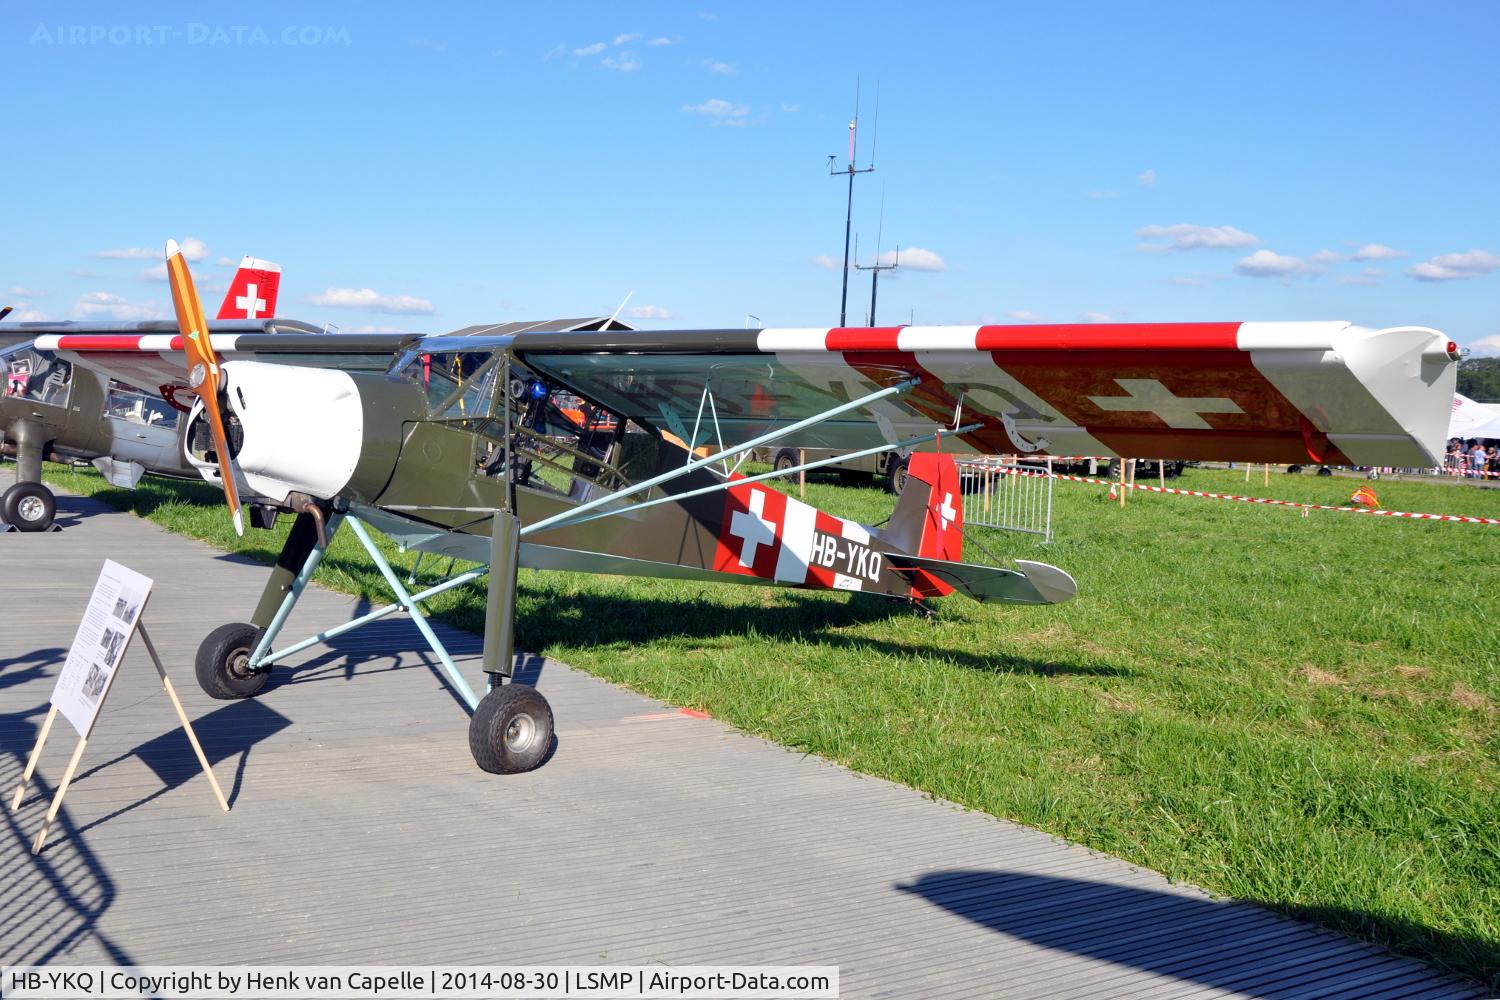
{"left": 391, "top": 349, "right": 499, "bottom": 419}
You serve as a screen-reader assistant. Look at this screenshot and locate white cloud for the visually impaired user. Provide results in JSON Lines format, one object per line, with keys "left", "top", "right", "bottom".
{"left": 8, "top": 286, "right": 44, "bottom": 298}
{"left": 1407, "top": 250, "right": 1500, "bottom": 282}
{"left": 215, "top": 256, "right": 236, "bottom": 268}
{"left": 94, "top": 236, "right": 208, "bottom": 262}
{"left": 702, "top": 58, "right": 735, "bottom": 74}
{"left": 1466, "top": 334, "right": 1500, "bottom": 357}
{"left": 1351, "top": 243, "right": 1405, "bottom": 261}
{"left": 1235, "top": 249, "right": 1310, "bottom": 277}
{"left": 602, "top": 52, "right": 640, "bottom": 71}
{"left": 1308, "top": 249, "right": 1341, "bottom": 265}
{"left": 627, "top": 304, "right": 675, "bottom": 320}
{"left": 879, "top": 247, "right": 945, "bottom": 272}
{"left": 1136, "top": 223, "right": 1258, "bottom": 252}
{"left": 1137, "top": 169, "right": 1157, "bottom": 187}
{"left": 72, "top": 291, "right": 166, "bottom": 321}
{"left": 811, "top": 254, "right": 839, "bottom": 270}
{"left": 572, "top": 41, "right": 606, "bottom": 56}
{"left": 139, "top": 263, "right": 168, "bottom": 282}
{"left": 1170, "top": 276, "right": 1204, "bottom": 286}
{"left": 347, "top": 324, "right": 408, "bottom": 334}
{"left": 1336, "top": 267, "right": 1385, "bottom": 286}
{"left": 1080, "top": 311, "right": 1113, "bottom": 323}
{"left": 613, "top": 33, "right": 640, "bottom": 45}
{"left": 1005, "top": 310, "right": 1046, "bottom": 322}
{"left": 1086, "top": 190, "right": 1120, "bottom": 200}
{"left": 780, "top": 102, "right": 799, "bottom": 112}
{"left": 93, "top": 246, "right": 155, "bottom": 260}
{"left": 6, "top": 307, "right": 50, "bottom": 321}
{"left": 647, "top": 36, "right": 672, "bottom": 46}
{"left": 308, "top": 287, "right": 437, "bottom": 314}
{"left": 683, "top": 98, "right": 750, "bottom": 123}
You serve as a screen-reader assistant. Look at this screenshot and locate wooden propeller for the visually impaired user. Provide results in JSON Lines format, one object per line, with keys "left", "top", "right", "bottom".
{"left": 165, "top": 238, "right": 244, "bottom": 536}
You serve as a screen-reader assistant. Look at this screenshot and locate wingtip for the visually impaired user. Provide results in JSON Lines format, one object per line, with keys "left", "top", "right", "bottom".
{"left": 165, "top": 238, "right": 181, "bottom": 260}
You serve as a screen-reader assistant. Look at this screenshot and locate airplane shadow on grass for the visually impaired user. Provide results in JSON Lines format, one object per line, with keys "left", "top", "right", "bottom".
{"left": 510, "top": 587, "right": 1131, "bottom": 679}
{"left": 898, "top": 870, "right": 1492, "bottom": 998}
{"left": 207, "top": 546, "right": 1128, "bottom": 684}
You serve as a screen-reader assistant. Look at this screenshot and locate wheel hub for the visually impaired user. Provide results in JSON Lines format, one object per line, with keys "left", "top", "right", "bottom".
{"left": 504, "top": 712, "right": 539, "bottom": 753}
{"left": 17, "top": 496, "right": 46, "bottom": 522}
{"left": 227, "top": 646, "right": 255, "bottom": 679}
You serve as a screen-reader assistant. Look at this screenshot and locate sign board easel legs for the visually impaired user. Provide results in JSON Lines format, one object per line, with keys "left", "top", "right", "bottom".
{"left": 10, "top": 620, "right": 229, "bottom": 854}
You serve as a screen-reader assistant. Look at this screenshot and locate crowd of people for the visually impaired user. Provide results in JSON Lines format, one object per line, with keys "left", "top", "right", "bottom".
{"left": 1444, "top": 439, "right": 1500, "bottom": 479}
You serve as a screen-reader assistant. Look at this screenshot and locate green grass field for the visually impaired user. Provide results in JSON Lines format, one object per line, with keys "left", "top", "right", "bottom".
{"left": 38, "top": 462, "right": 1500, "bottom": 987}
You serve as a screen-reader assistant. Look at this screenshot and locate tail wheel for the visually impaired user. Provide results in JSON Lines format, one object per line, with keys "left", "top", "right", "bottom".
{"left": 469, "top": 684, "right": 554, "bottom": 774}
{"left": 195, "top": 622, "right": 271, "bottom": 699}
{"left": 2, "top": 483, "right": 56, "bottom": 532}
{"left": 772, "top": 449, "right": 797, "bottom": 473}
{"left": 886, "top": 457, "right": 910, "bottom": 494}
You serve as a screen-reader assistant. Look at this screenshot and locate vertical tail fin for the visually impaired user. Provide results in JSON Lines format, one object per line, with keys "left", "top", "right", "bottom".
{"left": 216, "top": 256, "right": 282, "bottom": 320}
{"left": 884, "top": 452, "right": 962, "bottom": 597}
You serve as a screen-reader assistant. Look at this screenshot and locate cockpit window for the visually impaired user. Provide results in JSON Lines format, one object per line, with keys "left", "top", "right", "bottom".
{"left": 2, "top": 346, "right": 72, "bottom": 408}
{"left": 392, "top": 350, "right": 497, "bottom": 418}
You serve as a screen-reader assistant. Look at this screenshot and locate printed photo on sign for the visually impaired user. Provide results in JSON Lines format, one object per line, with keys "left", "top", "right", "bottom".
{"left": 81, "top": 663, "right": 109, "bottom": 703}
{"left": 98, "top": 627, "right": 126, "bottom": 668}
{"left": 112, "top": 595, "right": 140, "bottom": 625}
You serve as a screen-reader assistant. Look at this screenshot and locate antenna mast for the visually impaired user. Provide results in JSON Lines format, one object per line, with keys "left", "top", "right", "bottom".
{"left": 855, "top": 185, "right": 898, "bottom": 325}
{"left": 828, "top": 80, "right": 875, "bottom": 327}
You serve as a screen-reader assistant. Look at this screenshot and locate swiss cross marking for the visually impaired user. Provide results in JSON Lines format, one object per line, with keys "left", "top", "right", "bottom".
{"left": 938, "top": 492, "right": 956, "bottom": 530}
{"left": 1087, "top": 378, "right": 1243, "bottom": 430}
{"left": 236, "top": 282, "right": 266, "bottom": 319}
{"left": 729, "top": 489, "right": 778, "bottom": 567}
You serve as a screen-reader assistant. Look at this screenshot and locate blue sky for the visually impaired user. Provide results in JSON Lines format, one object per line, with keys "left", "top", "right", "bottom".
{"left": 3, "top": 1, "right": 1497, "bottom": 353}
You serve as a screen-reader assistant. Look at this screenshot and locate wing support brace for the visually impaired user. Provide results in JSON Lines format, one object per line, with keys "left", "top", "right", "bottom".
{"left": 245, "top": 511, "right": 487, "bottom": 712}
{"left": 522, "top": 376, "right": 923, "bottom": 538}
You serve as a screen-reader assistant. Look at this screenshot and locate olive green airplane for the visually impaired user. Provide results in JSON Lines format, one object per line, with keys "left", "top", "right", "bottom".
{"left": 43, "top": 240, "right": 1459, "bottom": 773}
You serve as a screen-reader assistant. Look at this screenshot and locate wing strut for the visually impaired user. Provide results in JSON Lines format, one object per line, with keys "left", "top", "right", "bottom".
{"left": 519, "top": 376, "right": 920, "bottom": 539}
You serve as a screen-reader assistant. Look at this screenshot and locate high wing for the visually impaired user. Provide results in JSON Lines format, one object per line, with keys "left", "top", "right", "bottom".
{"left": 509, "top": 322, "right": 1459, "bottom": 467}
{"left": 30, "top": 321, "right": 415, "bottom": 391}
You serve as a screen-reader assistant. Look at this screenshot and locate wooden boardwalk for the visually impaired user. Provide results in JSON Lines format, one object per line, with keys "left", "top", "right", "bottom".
{"left": 1, "top": 493, "right": 1486, "bottom": 998}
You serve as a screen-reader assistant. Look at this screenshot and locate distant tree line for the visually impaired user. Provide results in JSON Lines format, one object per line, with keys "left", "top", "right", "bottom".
{"left": 1458, "top": 357, "right": 1500, "bottom": 402}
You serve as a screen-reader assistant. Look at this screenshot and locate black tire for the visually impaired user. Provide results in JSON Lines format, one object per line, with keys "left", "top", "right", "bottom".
{"left": 195, "top": 622, "right": 270, "bottom": 699}
{"left": 886, "top": 457, "right": 910, "bottom": 495}
{"left": 1317, "top": 466, "right": 1333, "bottom": 476}
{"left": 2, "top": 482, "right": 56, "bottom": 532}
{"left": 772, "top": 449, "right": 797, "bottom": 473}
{"left": 1287, "top": 464, "right": 1303, "bottom": 474}
{"left": 469, "top": 684, "right": 554, "bottom": 774}
{"left": 1164, "top": 462, "right": 1185, "bottom": 479}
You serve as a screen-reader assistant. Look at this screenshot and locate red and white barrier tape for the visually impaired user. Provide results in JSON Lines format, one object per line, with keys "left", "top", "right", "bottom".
{"left": 959, "top": 465, "right": 1500, "bottom": 525}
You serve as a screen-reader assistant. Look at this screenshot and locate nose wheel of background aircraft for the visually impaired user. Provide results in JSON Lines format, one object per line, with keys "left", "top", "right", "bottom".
{"left": 469, "top": 684, "right": 554, "bottom": 774}
{"left": 196, "top": 622, "right": 272, "bottom": 700}
{"left": 1, "top": 482, "right": 57, "bottom": 532}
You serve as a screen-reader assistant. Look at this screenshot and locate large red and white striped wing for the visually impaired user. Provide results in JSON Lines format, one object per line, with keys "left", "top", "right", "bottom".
{"left": 519, "top": 321, "right": 1456, "bottom": 467}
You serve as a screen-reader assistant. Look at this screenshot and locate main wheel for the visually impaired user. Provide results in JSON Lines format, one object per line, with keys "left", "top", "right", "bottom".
{"left": 772, "top": 448, "right": 797, "bottom": 473}
{"left": 469, "top": 684, "right": 554, "bottom": 774}
{"left": 195, "top": 622, "right": 271, "bottom": 699}
{"left": 2, "top": 483, "right": 56, "bottom": 532}
{"left": 886, "top": 457, "right": 910, "bottom": 495}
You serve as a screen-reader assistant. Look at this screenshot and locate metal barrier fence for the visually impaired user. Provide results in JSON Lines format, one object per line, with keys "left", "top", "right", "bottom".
{"left": 955, "top": 457, "right": 1054, "bottom": 543}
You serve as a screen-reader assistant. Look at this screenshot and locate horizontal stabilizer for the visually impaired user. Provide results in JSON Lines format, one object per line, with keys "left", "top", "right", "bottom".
{"left": 886, "top": 554, "right": 1078, "bottom": 606}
